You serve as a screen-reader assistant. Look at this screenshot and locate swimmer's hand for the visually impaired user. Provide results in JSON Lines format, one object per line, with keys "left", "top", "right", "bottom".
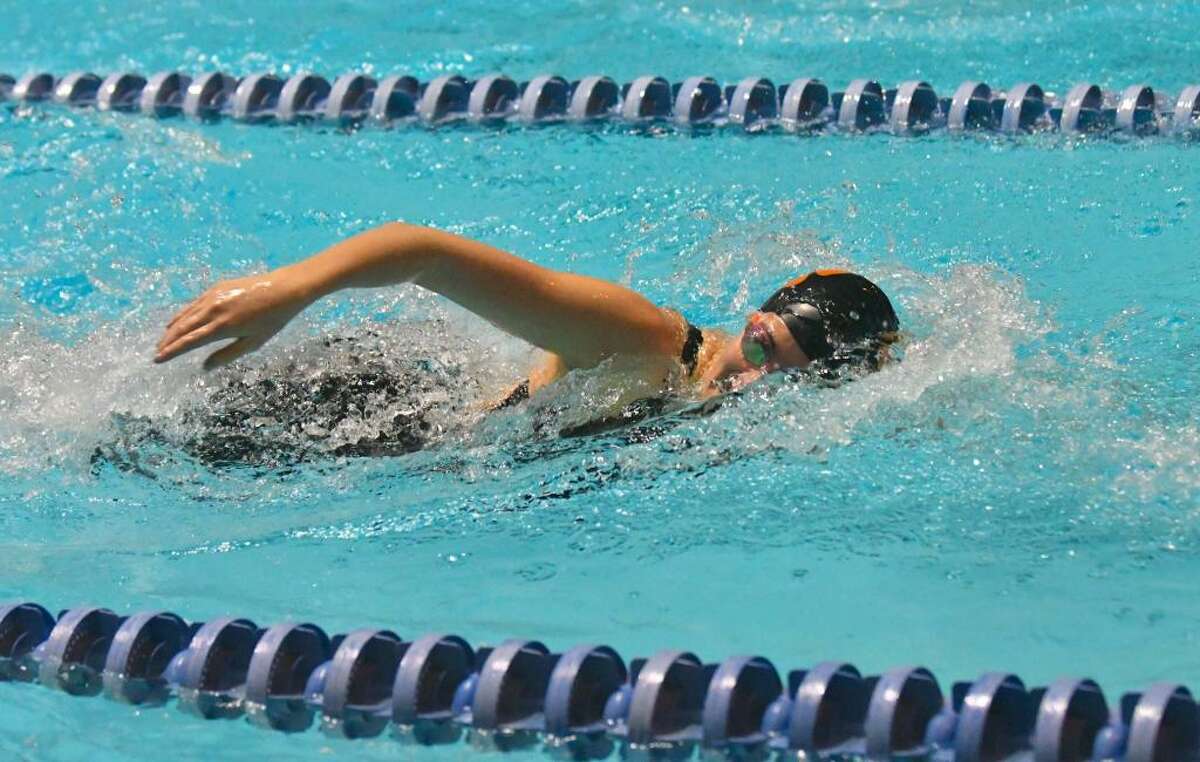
{"left": 154, "top": 269, "right": 310, "bottom": 369}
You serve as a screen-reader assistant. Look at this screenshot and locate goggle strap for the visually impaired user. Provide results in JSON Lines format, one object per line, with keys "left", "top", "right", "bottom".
{"left": 778, "top": 305, "right": 832, "bottom": 362}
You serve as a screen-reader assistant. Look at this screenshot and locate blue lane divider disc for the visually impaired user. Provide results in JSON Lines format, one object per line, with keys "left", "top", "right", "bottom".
{"left": 700, "top": 654, "right": 782, "bottom": 750}
{"left": 183, "top": 72, "right": 236, "bottom": 120}
{"left": 1122, "top": 683, "right": 1198, "bottom": 762}
{"left": 517, "top": 75, "right": 568, "bottom": 123}
{"left": 725, "top": 77, "right": 777, "bottom": 128}
{"left": 101, "top": 610, "right": 191, "bottom": 706}
{"left": 863, "top": 665, "right": 943, "bottom": 759}
{"left": 13, "top": 72, "right": 54, "bottom": 101}
{"left": 779, "top": 78, "right": 829, "bottom": 130}
{"left": 36, "top": 606, "right": 123, "bottom": 696}
{"left": 837, "top": 79, "right": 885, "bottom": 130}
{"left": 947, "top": 81, "right": 994, "bottom": 131}
{"left": 890, "top": 80, "right": 939, "bottom": 135}
{"left": 53, "top": 71, "right": 102, "bottom": 106}
{"left": 785, "top": 661, "right": 868, "bottom": 754}
{"left": 391, "top": 633, "right": 473, "bottom": 744}
{"left": 1115, "top": 84, "right": 1157, "bottom": 135}
{"left": 1060, "top": 82, "right": 1106, "bottom": 134}
{"left": 1000, "top": 82, "right": 1046, "bottom": 133}
{"left": 0, "top": 602, "right": 55, "bottom": 682}
{"left": 566, "top": 75, "right": 619, "bottom": 121}
{"left": 624, "top": 650, "right": 706, "bottom": 749}
{"left": 544, "top": 644, "right": 626, "bottom": 738}
{"left": 167, "top": 616, "right": 260, "bottom": 719}
{"left": 620, "top": 75, "right": 671, "bottom": 121}
{"left": 1173, "top": 85, "right": 1200, "bottom": 134}
{"left": 951, "top": 672, "right": 1033, "bottom": 762}
{"left": 542, "top": 643, "right": 624, "bottom": 759}
{"left": 417, "top": 74, "right": 469, "bottom": 123}
{"left": 230, "top": 73, "right": 283, "bottom": 122}
{"left": 276, "top": 73, "right": 330, "bottom": 123}
{"left": 139, "top": 71, "right": 190, "bottom": 117}
{"left": 317, "top": 628, "right": 405, "bottom": 739}
{"left": 370, "top": 75, "right": 419, "bottom": 122}
{"left": 97, "top": 72, "right": 147, "bottom": 112}
{"left": 1031, "top": 677, "right": 1109, "bottom": 762}
{"left": 672, "top": 76, "right": 723, "bottom": 125}
{"left": 470, "top": 639, "right": 550, "bottom": 731}
{"left": 467, "top": 74, "right": 518, "bottom": 123}
{"left": 243, "top": 622, "right": 331, "bottom": 732}
{"left": 323, "top": 73, "right": 375, "bottom": 123}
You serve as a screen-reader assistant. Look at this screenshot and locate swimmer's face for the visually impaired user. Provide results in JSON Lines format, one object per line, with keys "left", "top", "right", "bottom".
{"left": 708, "top": 311, "right": 811, "bottom": 392}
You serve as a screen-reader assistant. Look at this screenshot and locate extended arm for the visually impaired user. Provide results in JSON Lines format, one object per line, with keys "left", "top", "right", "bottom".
{"left": 155, "top": 222, "right": 684, "bottom": 371}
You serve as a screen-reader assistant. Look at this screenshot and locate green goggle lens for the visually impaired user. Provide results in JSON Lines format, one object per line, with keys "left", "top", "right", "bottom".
{"left": 741, "top": 335, "right": 768, "bottom": 367}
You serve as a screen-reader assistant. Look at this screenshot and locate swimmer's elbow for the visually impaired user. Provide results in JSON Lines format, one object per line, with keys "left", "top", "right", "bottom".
{"left": 380, "top": 221, "right": 475, "bottom": 263}
{"left": 372, "top": 222, "right": 444, "bottom": 282}
{"left": 379, "top": 220, "right": 424, "bottom": 238}
{"left": 379, "top": 220, "right": 433, "bottom": 256}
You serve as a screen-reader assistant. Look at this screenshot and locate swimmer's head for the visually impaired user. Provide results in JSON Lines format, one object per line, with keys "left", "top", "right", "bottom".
{"left": 707, "top": 270, "right": 900, "bottom": 391}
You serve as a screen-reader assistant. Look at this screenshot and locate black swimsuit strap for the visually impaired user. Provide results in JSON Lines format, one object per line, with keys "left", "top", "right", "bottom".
{"left": 494, "top": 379, "right": 530, "bottom": 409}
{"left": 681, "top": 322, "right": 704, "bottom": 377}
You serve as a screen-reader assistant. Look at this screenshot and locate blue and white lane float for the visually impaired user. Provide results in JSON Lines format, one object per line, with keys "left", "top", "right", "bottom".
{"left": 1, "top": 69, "right": 1199, "bottom": 136}
{"left": 1, "top": 601, "right": 1197, "bottom": 760}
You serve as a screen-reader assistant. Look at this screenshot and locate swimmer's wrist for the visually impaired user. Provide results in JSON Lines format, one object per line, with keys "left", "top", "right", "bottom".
{"left": 277, "top": 263, "right": 332, "bottom": 305}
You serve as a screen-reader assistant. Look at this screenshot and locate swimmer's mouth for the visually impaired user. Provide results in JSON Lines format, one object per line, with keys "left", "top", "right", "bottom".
{"left": 712, "top": 376, "right": 737, "bottom": 395}
{"left": 710, "top": 368, "right": 766, "bottom": 396}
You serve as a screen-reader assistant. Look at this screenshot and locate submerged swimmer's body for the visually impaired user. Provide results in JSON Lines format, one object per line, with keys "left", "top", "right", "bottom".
{"left": 154, "top": 223, "right": 900, "bottom": 434}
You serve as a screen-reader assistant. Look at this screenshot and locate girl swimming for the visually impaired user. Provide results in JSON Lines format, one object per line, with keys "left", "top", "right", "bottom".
{"left": 155, "top": 222, "right": 899, "bottom": 412}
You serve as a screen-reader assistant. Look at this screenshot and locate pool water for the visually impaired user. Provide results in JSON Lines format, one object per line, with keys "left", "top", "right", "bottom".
{"left": 1, "top": 1, "right": 1198, "bottom": 758}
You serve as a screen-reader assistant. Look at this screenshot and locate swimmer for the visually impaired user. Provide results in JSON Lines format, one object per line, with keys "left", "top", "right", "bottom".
{"left": 155, "top": 223, "right": 899, "bottom": 413}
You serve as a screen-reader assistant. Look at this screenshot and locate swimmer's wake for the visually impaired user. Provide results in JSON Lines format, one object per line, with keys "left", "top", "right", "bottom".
{"left": 92, "top": 331, "right": 483, "bottom": 470}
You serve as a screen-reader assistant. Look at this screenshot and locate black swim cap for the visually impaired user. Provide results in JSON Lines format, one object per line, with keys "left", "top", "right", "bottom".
{"left": 759, "top": 270, "right": 899, "bottom": 368}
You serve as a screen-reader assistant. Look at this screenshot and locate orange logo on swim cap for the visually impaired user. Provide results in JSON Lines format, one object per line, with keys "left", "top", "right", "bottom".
{"left": 782, "top": 268, "right": 850, "bottom": 289}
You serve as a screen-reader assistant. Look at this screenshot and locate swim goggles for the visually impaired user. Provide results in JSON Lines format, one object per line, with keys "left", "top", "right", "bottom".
{"left": 740, "top": 315, "right": 775, "bottom": 368}
{"left": 740, "top": 303, "right": 831, "bottom": 369}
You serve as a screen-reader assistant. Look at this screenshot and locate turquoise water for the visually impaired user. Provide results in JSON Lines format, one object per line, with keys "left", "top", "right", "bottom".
{"left": 1, "top": 1, "right": 1198, "bottom": 758}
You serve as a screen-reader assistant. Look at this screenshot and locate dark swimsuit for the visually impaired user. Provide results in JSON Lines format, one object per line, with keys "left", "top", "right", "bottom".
{"left": 493, "top": 320, "right": 706, "bottom": 437}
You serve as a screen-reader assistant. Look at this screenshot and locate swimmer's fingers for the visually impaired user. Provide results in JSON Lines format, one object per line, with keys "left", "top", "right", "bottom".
{"left": 154, "top": 322, "right": 228, "bottom": 364}
{"left": 164, "top": 281, "right": 225, "bottom": 330}
{"left": 157, "top": 306, "right": 214, "bottom": 355}
{"left": 203, "top": 336, "right": 266, "bottom": 371}
{"left": 165, "top": 296, "right": 207, "bottom": 334}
